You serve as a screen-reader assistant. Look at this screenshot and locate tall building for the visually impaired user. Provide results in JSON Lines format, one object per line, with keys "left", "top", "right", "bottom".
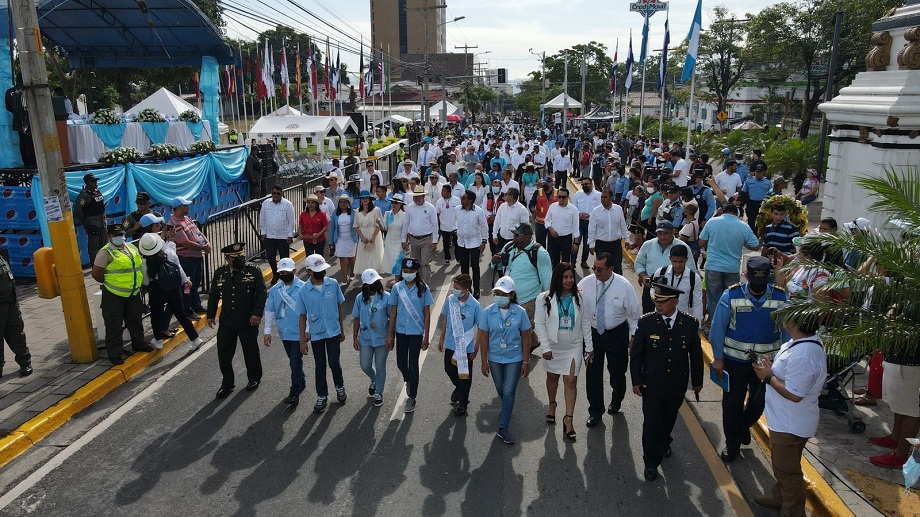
{"left": 371, "top": 0, "right": 446, "bottom": 55}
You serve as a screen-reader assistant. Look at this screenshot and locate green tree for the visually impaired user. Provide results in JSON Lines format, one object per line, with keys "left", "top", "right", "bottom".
{"left": 540, "top": 42, "right": 615, "bottom": 111}
{"left": 699, "top": 5, "right": 748, "bottom": 128}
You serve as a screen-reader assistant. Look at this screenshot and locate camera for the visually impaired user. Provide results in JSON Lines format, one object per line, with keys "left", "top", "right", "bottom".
{"left": 500, "top": 251, "right": 510, "bottom": 268}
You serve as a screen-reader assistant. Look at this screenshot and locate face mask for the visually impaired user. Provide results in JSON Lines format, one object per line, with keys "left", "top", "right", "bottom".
{"left": 451, "top": 288, "right": 464, "bottom": 297}
{"left": 111, "top": 236, "right": 125, "bottom": 246}
{"left": 231, "top": 256, "right": 246, "bottom": 269}
{"left": 403, "top": 272, "right": 417, "bottom": 282}
{"left": 494, "top": 295, "right": 511, "bottom": 308}
{"left": 491, "top": 186, "right": 501, "bottom": 194}
{"left": 278, "top": 273, "right": 295, "bottom": 284}
{"left": 311, "top": 270, "right": 326, "bottom": 280}
{"left": 647, "top": 188, "right": 656, "bottom": 194}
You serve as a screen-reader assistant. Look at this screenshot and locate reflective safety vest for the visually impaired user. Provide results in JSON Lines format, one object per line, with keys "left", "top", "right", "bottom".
{"left": 533, "top": 189, "right": 557, "bottom": 225}
{"left": 102, "top": 243, "right": 143, "bottom": 297}
{"left": 722, "top": 284, "right": 788, "bottom": 361}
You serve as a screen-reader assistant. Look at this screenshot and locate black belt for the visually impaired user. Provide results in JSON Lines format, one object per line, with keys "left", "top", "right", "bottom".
{"left": 597, "top": 238, "right": 622, "bottom": 243}
{"left": 410, "top": 233, "right": 432, "bottom": 239}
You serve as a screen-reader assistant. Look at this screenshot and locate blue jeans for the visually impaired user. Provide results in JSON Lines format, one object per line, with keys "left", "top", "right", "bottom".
{"left": 282, "top": 340, "right": 306, "bottom": 394}
{"left": 705, "top": 270, "right": 740, "bottom": 319}
{"left": 311, "top": 336, "right": 344, "bottom": 397}
{"left": 359, "top": 345, "right": 388, "bottom": 395}
{"left": 178, "top": 255, "right": 204, "bottom": 312}
{"left": 800, "top": 195, "right": 816, "bottom": 205}
{"left": 489, "top": 360, "right": 523, "bottom": 430}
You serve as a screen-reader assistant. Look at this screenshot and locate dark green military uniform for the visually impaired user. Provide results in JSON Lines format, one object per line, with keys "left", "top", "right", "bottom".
{"left": 207, "top": 243, "right": 267, "bottom": 396}
{"left": 631, "top": 283, "right": 703, "bottom": 477}
{"left": 0, "top": 254, "right": 31, "bottom": 377}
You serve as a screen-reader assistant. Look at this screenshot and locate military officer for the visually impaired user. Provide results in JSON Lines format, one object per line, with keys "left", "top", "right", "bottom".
{"left": 708, "top": 256, "right": 789, "bottom": 461}
{"left": 631, "top": 283, "right": 703, "bottom": 481}
{"left": 74, "top": 173, "right": 107, "bottom": 261}
{"left": 207, "top": 243, "right": 267, "bottom": 399}
{"left": 0, "top": 252, "right": 32, "bottom": 377}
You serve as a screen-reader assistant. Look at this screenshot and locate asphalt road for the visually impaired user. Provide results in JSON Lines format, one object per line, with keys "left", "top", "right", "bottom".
{"left": 0, "top": 254, "right": 740, "bottom": 516}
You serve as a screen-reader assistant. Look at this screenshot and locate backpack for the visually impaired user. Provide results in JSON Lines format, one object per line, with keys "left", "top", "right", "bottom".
{"left": 655, "top": 265, "right": 696, "bottom": 308}
{"left": 501, "top": 242, "right": 544, "bottom": 286}
{"left": 692, "top": 186, "right": 710, "bottom": 221}
{"left": 156, "top": 259, "right": 182, "bottom": 292}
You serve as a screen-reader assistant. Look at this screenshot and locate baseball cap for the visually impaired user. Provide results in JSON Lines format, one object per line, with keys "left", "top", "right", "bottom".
{"left": 277, "top": 257, "right": 296, "bottom": 272}
{"left": 171, "top": 196, "right": 192, "bottom": 208}
{"left": 656, "top": 221, "right": 675, "bottom": 232}
{"left": 139, "top": 213, "right": 164, "bottom": 227}
{"left": 361, "top": 268, "right": 383, "bottom": 285}
{"left": 721, "top": 148, "right": 731, "bottom": 155}
{"left": 135, "top": 192, "right": 151, "bottom": 203}
{"left": 313, "top": 185, "right": 326, "bottom": 194}
{"left": 304, "top": 253, "right": 331, "bottom": 272}
{"left": 746, "top": 256, "right": 773, "bottom": 285}
{"left": 494, "top": 276, "right": 516, "bottom": 294}
{"left": 83, "top": 173, "right": 97, "bottom": 183}
{"left": 107, "top": 223, "right": 125, "bottom": 235}
{"left": 511, "top": 222, "right": 534, "bottom": 235}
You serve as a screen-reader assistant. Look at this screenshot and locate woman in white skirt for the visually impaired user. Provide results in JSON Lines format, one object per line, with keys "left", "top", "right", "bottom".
{"left": 330, "top": 194, "right": 358, "bottom": 285}
{"left": 381, "top": 193, "right": 406, "bottom": 277}
{"left": 354, "top": 190, "right": 384, "bottom": 273}
{"left": 534, "top": 262, "right": 594, "bottom": 441}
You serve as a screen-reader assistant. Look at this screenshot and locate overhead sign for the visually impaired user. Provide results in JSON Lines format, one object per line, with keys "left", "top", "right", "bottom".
{"left": 716, "top": 110, "right": 728, "bottom": 123}
{"left": 629, "top": 1, "right": 668, "bottom": 17}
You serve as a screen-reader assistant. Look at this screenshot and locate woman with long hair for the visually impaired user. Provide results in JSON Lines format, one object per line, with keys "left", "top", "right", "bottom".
{"left": 331, "top": 195, "right": 358, "bottom": 285}
{"left": 300, "top": 194, "right": 329, "bottom": 257}
{"left": 352, "top": 269, "right": 391, "bottom": 407}
{"left": 469, "top": 172, "right": 489, "bottom": 209}
{"left": 369, "top": 174, "right": 381, "bottom": 196}
{"left": 386, "top": 257, "right": 434, "bottom": 414}
{"left": 354, "top": 190, "right": 384, "bottom": 273}
{"left": 534, "top": 263, "right": 594, "bottom": 441}
{"left": 381, "top": 194, "right": 406, "bottom": 276}
{"left": 345, "top": 175, "right": 362, "bottom": 209}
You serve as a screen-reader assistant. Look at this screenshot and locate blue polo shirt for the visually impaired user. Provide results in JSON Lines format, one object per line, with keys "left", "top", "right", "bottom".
{"left": 742, "top": 176, "right": 772, "bottom": 202}
{"left": 374, "top": 198, "right": 392, "bottom": 213}
{"left": 477, "top": 303, "right": 531, "bottom": 364}
{"left": 441, "top": 295, "right": 482, "bottom": 353}
{"left": 388, "top": 280, "right": 434, "bottom": 335}
{"left": 351, "top": 291, "right": 391, "bottom": 347}
{"left": 295, "top": 277, "right": 345, "bottom": 340}
{"left": 699, "top": 214, "right": 761, "bottom": 273}
{"left": 264, "top": 277, "right": 306, "bottom": 341}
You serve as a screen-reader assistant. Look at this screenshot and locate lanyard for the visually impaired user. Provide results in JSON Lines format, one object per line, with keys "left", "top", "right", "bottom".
{"left": 497, "top": 307, "right": 515, "bottom": 344}
{"left": 596, "top": 278, "right": 612, "bottom": 306}
{"left": 669, "top": 268, "right": 686, "bottom": 290}
{"left": 559, "top": 293, "right": 574, "bottom": 317}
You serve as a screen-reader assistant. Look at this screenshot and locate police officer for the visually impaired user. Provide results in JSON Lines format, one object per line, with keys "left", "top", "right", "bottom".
{"left": 631, "top": 282, "right": 703, "bottom": 481}
{"left": 741, "top": 164, "right": 772, "bottom": 234}
{"left": 123, "top": 192, "right": 159, "bottom": 240}
{"left": 0, "top": 252, "right": 32, "bottom": 377}
{"left": 90, "top": 223, "right": 153, "bottom": 364}
{"left": 708, "top": 256, "right": 789, "bottom": 461}
{"left": 207, "top": 243, "right": 267, "bottom": 399}
{"left": 74, "top": 173, "right": 106, "bottom": 261}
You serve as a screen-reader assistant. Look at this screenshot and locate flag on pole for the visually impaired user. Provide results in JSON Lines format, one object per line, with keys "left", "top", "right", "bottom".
{"left": 262, "top": 40, "right": 272, "bottom": 98}
{"left": 658, "top": 14, "right": 670, "bottom": 90}
{"left": 625, "top": 32, "right": 635, "bottom": 92}
{"left": 377, "top": 47, "right": 385, "bottom": 96}
{"left": 681, "top": 0, "right": 703, "bottom": 83}
{"left": 359, "top": 42, "right": 365, "bottom": 101}
{"left": 384, "top": 49, "right": 391, "bottom": 95}
{"left": 296, "top": 44, "right": 302, "bottom": 98}
{"left": 268, "top": 43, "right": 276, "bottom": 98}
{"left": 609, "top": 40, "right": 618, "bottom": 95}
{"left": 332, "top": 51, "right": 340, "bottom": 102}
{"left": 311, "top": 45, "right": 319, "bottom": 101}
{"left": 640, "top": 0, "right": 651, "bottom": 65}
{"left": 364, "top": 54, "right": 375, "bottom": 98}
{"left": 280, "top": 47, "right": 290, "bottom": 99}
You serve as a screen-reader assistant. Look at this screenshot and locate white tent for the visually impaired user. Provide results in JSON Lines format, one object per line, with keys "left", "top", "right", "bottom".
{"left": 127, "top": 87, "right": 200, "bottom": 117}
{"left": 372, "top": 114, "right": 412, "bottom": 126}
{"left": 250, "top": 116, "right": 338, "bottom": 139}
{"left": 329, "top": 116, "right": 360, "bottom": 135}
{"left": 542, "top": 93, "right": 583, "bottom": 109}
{"left": 427, "top": 100, "right": 460, "bottom": 120}
{"left": 268, "top": 104, "right": 302, "bottom": 117}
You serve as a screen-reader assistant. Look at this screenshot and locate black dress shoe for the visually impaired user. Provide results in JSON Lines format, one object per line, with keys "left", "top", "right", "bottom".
{"left": 741, "top": 428, "right": 752, "bottom": 445}
{"left": 454, "top": 403, "right": 467, "bottom": 417}
{"left": 644, "top": 467, "right": 658, "bottom": 481}
{"left": 450, "top": 387, "right": 459, "bottom": 404}
{"left": 109, "top": 357, "right": 124, "bottom": 366}
{"left": 20, "top": 364, "right": 33, "bottom": 377}
{"left": 122, "top": 348, "right": 134, "bottom": 357}
{"left": 216, "top": 387, "right": 234, "bottom": 399}
{"left": 586, "top": 416, "right": 600, "bottom": 428}
{"left": 720, "top": 445, "right": 740, "bottom": 462}
{"left": 133, "top": 344, "right": 155, "bottom": 353}
{"left": 607, "top": 403, "right": 620, "bottom": 415}
{"left": 246, "top": 380, "right": 260, "bottom": 392}
{"left": 188, "top": 313, "right": 202, "bottom": 321}
{"left": 283, "top": 393, "right": 299, "bottom": 405}
{"left": 662, "top": 446, "right": 672, "bottom": 458}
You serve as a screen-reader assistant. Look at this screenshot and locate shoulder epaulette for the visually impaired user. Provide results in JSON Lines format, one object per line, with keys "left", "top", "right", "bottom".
{"left": 640, "top": 311, "right": 657, "bottom": 319}
{"left": 771, "top": 285, "right": 785, "bottom": 292}
{"left": 728, "top": 283, "right": 742, "bottom": 290}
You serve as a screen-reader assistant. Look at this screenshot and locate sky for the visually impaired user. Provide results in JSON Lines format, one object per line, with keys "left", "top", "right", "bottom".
{"left": 220, "top": 0, "right": 784, "bottom": 84}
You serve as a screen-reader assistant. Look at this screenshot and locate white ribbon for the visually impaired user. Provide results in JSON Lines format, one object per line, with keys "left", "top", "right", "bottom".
{"left": 275, "top": 282, "right": 298, "bottom": 319}
{"left": 396, "top": 282, "right": 425, "bottom": 333}
{"left": 448, "top": 295, "right": 473, "bottom": 378}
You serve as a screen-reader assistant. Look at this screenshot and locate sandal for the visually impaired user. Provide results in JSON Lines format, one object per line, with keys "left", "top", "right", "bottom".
{"left": 563, "top": 415, "right": 576, "bottom": 441}
{"left": 546, "top": 401, "right": 557, "bottom": 424}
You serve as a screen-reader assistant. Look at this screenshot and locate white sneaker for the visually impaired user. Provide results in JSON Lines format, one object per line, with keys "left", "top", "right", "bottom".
{"left": 150, "top": 339, "right": 164, "bottom": 350}
{"left": 190, "top": 338, "right": 204, "bottom": 351}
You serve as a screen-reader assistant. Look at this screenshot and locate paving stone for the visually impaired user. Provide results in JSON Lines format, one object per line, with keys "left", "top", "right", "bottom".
{"left": 0, "top": 410, "right": 41, "bottom": 434}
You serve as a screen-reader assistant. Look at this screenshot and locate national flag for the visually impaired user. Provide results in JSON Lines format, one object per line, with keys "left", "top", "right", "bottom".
{"left": 640, "top": 0, "right": 651, "bottom": 65}
{"left": 280, "top": 47, "right": 290, "bottom": 99}
{"left": 681, "top": 0, "right": 703, "bottom": 83}
{"left": 310, "top": 45, "right": 318, "bottom": 101}
{"left": 324, "top": 38, "right": 331, "bottom": 100}
{"left": 658, "top": 14, "right": 670, "bottom": 90}
{"left": 625, "top": 32, "right": 635, "bottom": 92}
{"left": 255, "top": 54, "right": 264, "bottom": 100}
{"left": 609, "top": 40, "right": 618, "bottom": 96}
{"left": 296, "top": 44, "right": 302, "bottom": 98}
{"left": 268, "top": 42, "right": 276, "bottom": 98}
{"left": 365, "top": 55, "right": 375, "bottom": 98}
{"left": 358, "top": 42, "right": 365, "bottom": 100}
{"left": 384, "top": 53, "right": 390, "bottom": 95}
{"left": 377, "top": 46, "right": 384, "bottom": 95}
{"left": 262, "top": 40, "right": 272, "bottom": 99}
{"left": 331, "top": 51, "right": 340, "bottom": 102}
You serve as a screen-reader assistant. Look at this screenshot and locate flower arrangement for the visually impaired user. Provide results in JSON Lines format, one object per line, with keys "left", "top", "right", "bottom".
{"left": 89, "top": 108, "right": 121, "bottom": 125}
{"left": 147, "top": 143, "right": 181, "bottom": 159}
{"left": 178, "top": 110, "right": 201, "bottom": 123}
{"left": 99, "top": 147, "right": 142, "bottom": 164}
{"left": 189, "top": 140, "right": 216, "bottom": 154}
{"left": 136, "top": 108, "right": 165, "bottom": 123}
{"left": 754, "top": 194, "right": 809, "bottom": 237}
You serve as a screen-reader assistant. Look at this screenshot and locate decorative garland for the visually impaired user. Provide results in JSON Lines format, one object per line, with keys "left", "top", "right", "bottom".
{"left": 98, "top": 147, "right": 142, "bottom": 164}
{"left": 89, "top": 108, "right": 121, "bottom": 125}
{"left": 754, "top": 194, "right": 809, "bottom": 237}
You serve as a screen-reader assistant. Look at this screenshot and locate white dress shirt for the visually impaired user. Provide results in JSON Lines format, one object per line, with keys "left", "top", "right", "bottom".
{"left": 259, "top": 197, "right": 296, "bottom": 239}
{"left": 543, "top": 202, "right": 581, "bottom": 238}
{"left": 455, "top": 205, "right": 489, "bottom": 248}
{"left": 436, "top": 196, "right": 461, "bottom": 232}
{"left": 715, "top": 171, "right": 743, "bottom": 194}
{"left": 417, "top": 148, "right": 437, "bottom": 169}
{"left": 447, "top": 181, "right": 465, "bottom": 199}
{"left": 573, "top": 188, "right": 602, "bottom": 215}
{"left": 510, "top": 152, "right": 526, "bottom": 170}
{"left": 424, "top": 179, "right": 444, "bottom": 205}
{"left": 576, "top": 273, "right": 641, "bottom": 334}
{"left": 588, "top": 203, "right": 629, "bottom": 247}
{"left": 492, "top": 201, "right": 531, "bottom": 240}
{"left": 672, "top": 158, "right": 689, "bottom": 185}
{"left": 552, "top": 154, "right": 572, "bottom": 173}
{"left": 401, "top": 200, "right": 440, "bottom": 243}
{"left": 500, "top": 178, "right": 520, "bottom": 194}
{"left": 653, "top": 265, "right": 704, "bottom": 321}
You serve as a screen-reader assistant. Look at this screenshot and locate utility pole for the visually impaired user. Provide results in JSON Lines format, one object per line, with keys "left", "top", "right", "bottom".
{"left": 454, "top": 44, "right": 478, "bottom": 76}
{"left": 562, "top": 51, "right": 569, "bottom": 136}
{"left": 580, "top": 47, "right": 586, "bottom": 129}
{"left": 11, "top": 0, "right": 96, "bottom": 362}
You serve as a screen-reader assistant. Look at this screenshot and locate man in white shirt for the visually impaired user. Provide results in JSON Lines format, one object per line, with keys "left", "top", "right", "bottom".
{"left": 500, "top": 167, "right": 520, "bottom": 194}
{"left": 396, "top": 159, "right": 416, "bottom": 180}
{"left": 445, "top": 154, "right": 460, "bottom": 177}
{"left": 714, "top": 160, "right": 743, "bottom": 202}
{"left": 649, "top": 246, "right": 703, "bottom": 321}
{"left": 551, "top": 148, "right": 573, "bottom": 188}
{"left": 417, "top": 142, "right": 436, "bottom": 169}
{"left": 532, "top": 145, "right": 546, "bottom": 173}
{"left": 425, "top": 170, "right": 445, "bottom": 205}
{"left": 446, "top": 171, "right": 465, "bottom": 199}
{"left": 400, "top": 186, "right": 439, "bottom": 282}
{"left": 577, "top": 252, "right": 642, "bottom": 427}
{"left": 327, "top": 160, "right": 346, "bottom": 183}
{"left": 588, "top": 188, "right": 629, "bottom": 274}
{"left": 436, "top": 185, "right": 461, "bottom": 265}
{"left": 259, "top": 184, "right": 296, "bottom": 283}
{"left": 671, "top": 149, "right": 690, "bottom": 186}
{"left": 510, "top": 145, "right": 527, "bottom": 170}
{"left": 492, "top": 187, "right": 530, "bottom": 250}
{"left": 573, "top": 177, "right": 602, "bottom": 268}
{"left": 454, "top": 189, "right": 489, "bottom": 297}
{"left": 543, "top": 187, "right": 581, "bottom": 265}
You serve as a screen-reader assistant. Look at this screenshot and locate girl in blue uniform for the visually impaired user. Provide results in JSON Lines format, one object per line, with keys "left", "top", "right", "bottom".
{"left": 386, "top": 257, "right": 434, "bottom": 414}
{"left": 478, "top": 276, "right": 532, "bottom": 444}
{"left": 437, "top": 274, "right": 482, "bottom": 417}
{"left": 352, "top": 269, "right": 391, "bottom": 407}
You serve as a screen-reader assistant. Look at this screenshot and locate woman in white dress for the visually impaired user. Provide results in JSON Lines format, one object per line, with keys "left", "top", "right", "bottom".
{"left": 354, "top": 191, "right": 385, "bottom": 273}
{"left": 331, "top": 195, "right": 358, "bottom": 285}
{"left": 534, "top": 263, "right": 594, "bottom": 442}
{"left": 381, "top": 193, "right": 406, "bottom": 276}
{"left": 468, "top": 172, "right": 489, "bottom": 209}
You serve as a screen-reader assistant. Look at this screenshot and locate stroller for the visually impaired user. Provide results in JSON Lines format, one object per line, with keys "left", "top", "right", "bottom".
{"left": 818, "top": 353, "right": 868, "bottom": 433}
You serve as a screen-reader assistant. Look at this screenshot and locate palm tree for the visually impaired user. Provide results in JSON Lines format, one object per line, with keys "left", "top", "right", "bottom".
{"left": 774, "top": 167, "right": 920, "bottom": 358}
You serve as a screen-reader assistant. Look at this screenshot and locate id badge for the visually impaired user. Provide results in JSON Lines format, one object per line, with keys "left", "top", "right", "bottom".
{"left": 560, "top": 316, "right": 572, "bottom": 328}
{"left": 499, "top": 341, "right": 507, "bottom": 348}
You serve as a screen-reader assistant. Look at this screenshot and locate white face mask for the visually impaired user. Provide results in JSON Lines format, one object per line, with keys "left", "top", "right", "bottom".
{"left": 111, "top": 236, "right": 125, "bottom": 246}
{"left": 403, "top": 272, "right": 417, "bottom": 282}
{"left": 491, "top": 186, "right": 501, "bottom": 194}
{"left": 494, "top": 295, "right": 510, "bottom": 308}
{"left": 647, "top": 188, "right": 656, "bottom": 194}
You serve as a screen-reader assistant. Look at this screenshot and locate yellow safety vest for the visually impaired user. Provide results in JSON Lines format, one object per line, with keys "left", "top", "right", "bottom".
{"left": 102, "top": 243, "right": 143, "bottom": 297}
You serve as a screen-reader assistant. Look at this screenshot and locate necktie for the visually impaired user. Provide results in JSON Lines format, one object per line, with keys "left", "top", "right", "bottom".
{"left": 596, "top": 281, "right": 607, "bottom": 334}
{"left": 665, "top": 317, "right": 672, "bottom": 329}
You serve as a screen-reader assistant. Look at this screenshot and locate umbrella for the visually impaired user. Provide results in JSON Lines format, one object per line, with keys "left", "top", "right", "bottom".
{"left": 446, "top": 113, "right": 463, "bottom": 122}
{"left": 733, "top": 120, "right": 763, "bottom": 130}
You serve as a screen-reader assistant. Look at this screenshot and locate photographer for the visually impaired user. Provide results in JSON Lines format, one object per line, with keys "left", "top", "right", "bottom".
{"left": 634, "top": 222, "right": 695, "bottom": 313}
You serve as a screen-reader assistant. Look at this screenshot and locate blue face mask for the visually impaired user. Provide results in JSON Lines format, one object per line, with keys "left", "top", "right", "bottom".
{"left": 494, "top": 295, "right": 510, "bottom": 308}
{"left": 111, "top": 236, "right": 125, "bottom": 246}
{"left": 451, "top": 288, "right": 463, "bottom": 298}
{"left": 403, "top": 272, "right": 417, "bottom": 282}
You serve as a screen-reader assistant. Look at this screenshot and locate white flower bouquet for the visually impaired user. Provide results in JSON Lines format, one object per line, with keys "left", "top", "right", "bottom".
{"left": 189, "top": 140, "right": 216, "bottom": 154}
{"left": 136, "top": 108, "right": 165, "bottom": 123}
{"left": 178, "top": 110, "right": 201, "bottom": 123}
{"left": 89, "top": 108, "right": 121, "bottom": 125}
{"left": 147, "top": 143, "right": 181, "bottom": 159}
{"left": 99, "top": 146, "right": 142, "bottom": 164}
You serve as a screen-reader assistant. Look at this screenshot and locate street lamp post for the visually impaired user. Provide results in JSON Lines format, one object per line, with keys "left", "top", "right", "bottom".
{"left": 529, "top": 48, "right": 546, "bottom": 123}
{"left": 422, "top": 15, "right": 464, "bottom": 129}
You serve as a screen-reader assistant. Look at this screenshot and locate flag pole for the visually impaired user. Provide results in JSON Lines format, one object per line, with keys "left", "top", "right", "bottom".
{"left": 611, "top": 39, "right": 618, "bottom": 135}
{"left": 659, "top": 6, "right": 669, "bottom": 144}
{"left": 687, "top": 67, "right": 696, "bottom": 151}
{"left": 240, "top": 43, "right": 249, "bottom": 141}
{"left": 638, "top": 2, "right": 650, "bottom": 136}
{"left": 387, "top": 44, "right": 393, "bottom": 126}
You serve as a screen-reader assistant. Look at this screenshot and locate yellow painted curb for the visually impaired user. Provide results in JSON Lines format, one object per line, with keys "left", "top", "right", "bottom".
{"left": 0, "top": 246, "right": 308, "bottom": 470}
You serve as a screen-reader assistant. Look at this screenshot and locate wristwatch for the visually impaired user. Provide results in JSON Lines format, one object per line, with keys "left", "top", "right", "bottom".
{"left": 763, "top": 374, "right": 774, "bottom": 386}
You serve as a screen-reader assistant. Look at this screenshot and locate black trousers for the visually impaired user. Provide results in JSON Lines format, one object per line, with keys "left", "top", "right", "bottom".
{"left": 311, "top": 336, "right": 344, "bottom": 397}
{"left": 547, "top": 233, "right": 573, "bottom": 266}
{"left": 554, "top": 169, "right": 567, "bottom": 188}
{"left": 264, "top": 238, "right": 290, "bottom": 277}
{"left": 594, "top": 239, "right": 623, "bottom": 275}
{"left": 216, "top": 323, "right": 262, "bottom": 389}
{"left": 642, "top": 395, "right": 685, "bottom": 468}
{"left": 396, "top": 332, "right": 422, "bottom": 398}
{"left": 302, "top": 240, "right": 326, "bottom": 258}
{"left": 440, "top": 230, "right": 456, "bottom": 260}
{"left": 101, "top": 289, "right": 146, "bottom": 361}
{"left": 535, "top": 222, "right": 548, "bottom": 248}
{"left": 746, "top": 200, "right": 762, "bottom": 234}
{"left": 148, "top": 282, "right": 198, "bottom": 341}
{"left": 573, "top": 219, "right": 590, "bottom": 264}
{"left": 586, "top": 322, "right": 629, "bottom": 418}
{"left": 443, "top": 349, "right": 473, "bottom": 405}
{"left": 85, "top": 228, "right": 105, "bottom": 264}
{"left": 455, "top": 245, "right": 482, "bottom": 294}
{"left": 722, "top": 358, "right": 765, "bottom": 446}
{"left": 641, "top": 284, "right": 655, "bottom": 314}
{"left": 0, "top": 301, "right": 30, "bottom": 368}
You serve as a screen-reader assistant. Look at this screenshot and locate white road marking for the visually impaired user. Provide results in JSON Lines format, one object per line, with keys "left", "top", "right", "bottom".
{"left": 0, "top": 337, "right": 219, "bottom": 511}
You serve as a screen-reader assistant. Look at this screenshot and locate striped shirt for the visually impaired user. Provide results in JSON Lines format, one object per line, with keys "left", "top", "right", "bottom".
{"left": 762, "top": 220, "right": 800, "bottom": 254}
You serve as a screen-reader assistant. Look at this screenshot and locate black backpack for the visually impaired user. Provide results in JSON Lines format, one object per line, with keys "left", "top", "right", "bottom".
{"left": 655, "top": 265, "right": 696, "bottom": 308}
{"left": 156, "top": 259, "right": 182, "bottom": 292}
{"left": 501, "top": 242, "right": 544, "bottom": 285}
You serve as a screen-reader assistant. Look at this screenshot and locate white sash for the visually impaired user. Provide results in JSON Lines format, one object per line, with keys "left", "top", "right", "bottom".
{"left": 397, "top": 283, "right": 425, "bottom": 333}
{"left": 275, "top": 282, "right": 297, "bottom": 319}
{"left": 448, "top": 296, "right": 473, "bottom": 378}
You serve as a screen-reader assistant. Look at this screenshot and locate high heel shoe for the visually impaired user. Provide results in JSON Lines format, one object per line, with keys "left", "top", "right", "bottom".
{"left": 545, "top": 401, "right": 557, "bottom": 424}
{"left": 563, "top": 415, "right": 576, "bottom": 441}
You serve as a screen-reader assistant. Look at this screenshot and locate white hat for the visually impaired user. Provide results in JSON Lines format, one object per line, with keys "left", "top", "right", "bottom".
{"left": 138, "top": 233, "right": 164, "bottom": 256}
{"left": 361, "top": 268, "right": 383, "bottom": 285}
{"left": 304, "top": 253, "right": 331, "bottom": 272}
{"left": 844, "top": 217, "right": 872, "bottom": 231}
{"left": 493, "top": 276, "right": 516, "bottom": 294}
{"left": 277, "top": 257, "right": 296, "bottom": 272}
